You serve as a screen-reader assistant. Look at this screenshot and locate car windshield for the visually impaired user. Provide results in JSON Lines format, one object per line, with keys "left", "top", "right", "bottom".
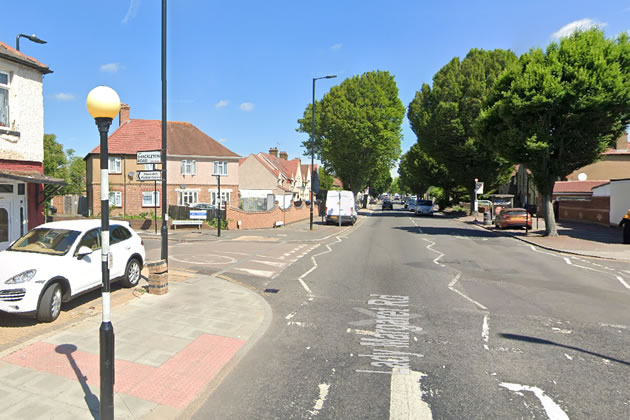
{"left": 419, "top": 200, "right": 433, "bottom": 206}
{"left": 504, "top": 210, "right": 527, "bottom": 216}
{"left": 8, "top": 228, "right": 81, "bottom": 256}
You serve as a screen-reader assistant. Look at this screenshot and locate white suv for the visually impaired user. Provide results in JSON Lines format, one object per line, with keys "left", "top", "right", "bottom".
{"left": 0, "top": 220, "right": 145, "bottom": 322}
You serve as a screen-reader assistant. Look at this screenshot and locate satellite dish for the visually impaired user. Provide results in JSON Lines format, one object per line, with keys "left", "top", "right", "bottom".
{"left": 577, "top": 173, "right": 587, "bottom": 181}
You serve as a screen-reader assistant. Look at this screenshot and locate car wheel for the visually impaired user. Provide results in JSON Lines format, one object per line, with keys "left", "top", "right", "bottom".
{"left": 37, "top": 283, "right": 62, "bottom": 322}
{"left": 122, "top": 258, "right": 142, "bottom": 288}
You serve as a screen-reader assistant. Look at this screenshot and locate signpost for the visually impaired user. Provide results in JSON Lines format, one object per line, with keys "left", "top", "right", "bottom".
{"left": 474, "top": 179, "right": 484, "bottom": 220}
{"left": 137, "top": 151, "right": 163, "bottom": 234}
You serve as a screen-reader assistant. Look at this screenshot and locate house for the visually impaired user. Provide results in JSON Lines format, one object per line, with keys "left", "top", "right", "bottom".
{"left": 85, "top": 105, "right": 240, "bottom": 216}
{"left": 566, "top": 133, "right": 630, "bottom": 181}
{"left": 0, "top": 41, "right": 64, "bottom": 250}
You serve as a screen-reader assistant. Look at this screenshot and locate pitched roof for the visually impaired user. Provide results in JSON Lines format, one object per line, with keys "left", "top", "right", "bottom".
{"left": 258, "top": 153, "right": 301, "bottom": 180}
{"left": 301, "top": 163, "right": 318, "bottom": 177}
{"left": 0, "top": 41, "right": 52, "bottom": 74}
{"left": 603, "top": 141, "right": 630, "bottom": 155}
{"left": 87, "top": 120, "right": 240, "bottom": 158}
{"left": 553, "top": 180, "right": 609, "bottom": 194}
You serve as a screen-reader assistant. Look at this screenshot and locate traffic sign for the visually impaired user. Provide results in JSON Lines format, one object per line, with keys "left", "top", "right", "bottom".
{"left": 137, "top": 150, "right": 162, "bottom": 164}
{"left": 137, "top": 170, "right": 162, "bottom": 181}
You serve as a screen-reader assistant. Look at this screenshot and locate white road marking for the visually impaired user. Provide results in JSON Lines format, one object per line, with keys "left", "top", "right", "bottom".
{"left": 287, "top": 321, "right": 314, "bottom": 328}
{"left": 285, "top": 311, "right": 297, "bottom": 320}
{"left": 234, "top": 268, "right": 275, "bottom": 278}
{"left": 308, "top": 383, "right": 330, "bottom": 417}
{"left": 564, "top": 354, "right": 573, "bottom": 360}
{"left": 422, "top": 239, "right": 445, "bottom": 266}
{"left": 297, "top": 238, "right": 339, "bottom": 294}
{"left": 551, "top": 327, "right": 572, "bottom": 334}
{"left": 299, "top": 279, "right": 313, "bottom": 294}
{"left": 615, "top": 275, "right": 630, "bottom": 289}
{"left": 389, "top": 368, "right": 433, "bottom": 420}
{"left": 170, "top": 254, "right": 236, "bottom": 265}
{"left": 600, "top": 322, "right": 630, "bottom": 330}
{"left": 563, "top": 257, "right": 572, "bottom": 265}
{"left": 448, "top": 272, "right": 488, "bottom": 311}
{"left": 250, "top": 259, "right": 287, "bottom": 268}
{"left": 482, "top": 314, "right": 490, "bottom": 350}
{"left": 347, "top": 328, "right": 378, "bottom": 336}
{"left": 499, "top": 383, "right": 569, "bottom": 420}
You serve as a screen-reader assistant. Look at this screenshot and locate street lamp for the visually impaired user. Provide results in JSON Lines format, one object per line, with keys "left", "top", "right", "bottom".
{"left": 16, "top": 33, "right": 47, "bottom": 51}
{"left": 86, "top": 85, "right": 121, "bottom": 420}
{"left": 310, "top": 74, "right": 336, "bottom": 231}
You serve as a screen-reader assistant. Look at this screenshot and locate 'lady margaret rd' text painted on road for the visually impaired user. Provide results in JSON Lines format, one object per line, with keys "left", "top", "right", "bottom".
{"left": 356, "top": 295, "right": 423, "bottom": 373}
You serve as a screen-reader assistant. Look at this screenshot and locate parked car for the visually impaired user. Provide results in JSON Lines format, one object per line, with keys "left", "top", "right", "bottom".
{"left": 0, "top": 220, "right": 145, "bottom": 322}
{"left": 325, "top": 190, "right": 357, "bottom": 225}
{"left": 495, "top": 208, "right": 532, "bottom": 230}
{"left": 382, "top": 199, "right": 393, "bottom": 210}
{"left": 415, "top": 200, "right": 434, "bottom": 216}
{"left": 408, "top": 198, "right": 418, "bottom": 212}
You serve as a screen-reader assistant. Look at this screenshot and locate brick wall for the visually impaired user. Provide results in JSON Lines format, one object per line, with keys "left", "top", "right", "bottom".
{"left": 557, "top": 196, "right": 610, "bottom": 226}
{"left": 226, "top": 202, "right": 310, "bottom": 230}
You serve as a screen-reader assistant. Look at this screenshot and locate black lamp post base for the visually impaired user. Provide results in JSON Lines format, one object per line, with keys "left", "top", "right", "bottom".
{"left": 99, "top": 321, "right": 115, "bottom": 420}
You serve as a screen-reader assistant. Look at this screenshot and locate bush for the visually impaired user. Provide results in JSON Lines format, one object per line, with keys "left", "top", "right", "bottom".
{"left": 207, "top": 218, "right": 228, "bottom": 229}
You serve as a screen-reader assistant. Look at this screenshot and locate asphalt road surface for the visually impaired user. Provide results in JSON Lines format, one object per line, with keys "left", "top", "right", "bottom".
{"left": 187, "top": 205, "right": 630, "bottom": 419}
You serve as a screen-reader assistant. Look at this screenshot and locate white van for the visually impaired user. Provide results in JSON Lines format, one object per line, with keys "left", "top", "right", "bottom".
{"left": 325, "top": 190, "right": 357, "bottom": 225}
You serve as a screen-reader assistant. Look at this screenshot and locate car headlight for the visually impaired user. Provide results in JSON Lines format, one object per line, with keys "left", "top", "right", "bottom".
{"left": 5, "top": 269, "right": 37, "bottom": 284}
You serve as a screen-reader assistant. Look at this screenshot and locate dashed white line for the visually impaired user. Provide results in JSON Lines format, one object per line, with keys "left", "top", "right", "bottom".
{"left": 563, "top": 257, "right": 572, "bottom": 265}
{"left": 499, "top": 383, "right": 569, "bottom": 420}
{"left": 250, "top": 260, "right": 287, "bottom": 268}
{"left": 482, "top": 314, "right": 490, "bottom": 351}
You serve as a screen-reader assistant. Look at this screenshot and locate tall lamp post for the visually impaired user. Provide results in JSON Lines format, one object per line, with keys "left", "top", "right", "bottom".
{"left": 86, "top": 86, "right": 121, "bottom": 420}
{"left": 310, "top": 74, "right": 336, "bottom": 231}
{"left": 16, "top": 33, "right": 46, "bottom": 51}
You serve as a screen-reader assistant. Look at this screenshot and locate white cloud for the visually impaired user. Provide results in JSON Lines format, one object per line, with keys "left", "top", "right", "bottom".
{"left": 100, "top": 63, "right": 120, "bottom": 73}
{"left": 55, "top": 93, "right": 75, "bottom": 101}
{"left": 122, "top": 0, "right": 142, "bottom": 24}
{"left": 218, "top": 138, "right": 227, "bottom": 143}
{"left": 240, "top": 102, "right": 255, "bottom": 111}
{"left": 551, "top": 18, "right": 607, "bottom": 39}
{"left": 215, "top": 99, "right": 229, "bottom": 108}
{"left": 330, "top": 43, "right": 343, "bottom": 51}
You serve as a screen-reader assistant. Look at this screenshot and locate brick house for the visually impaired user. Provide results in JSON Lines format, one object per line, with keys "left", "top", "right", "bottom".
{"left": 0, "top": 41, "right": 64, "bottom": 250}
{"left": 85, "top": 105, "right": 240, "bottom": 216}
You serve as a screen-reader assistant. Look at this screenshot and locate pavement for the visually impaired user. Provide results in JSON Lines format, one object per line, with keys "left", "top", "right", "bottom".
{"left": 458, "top": 213, "right": 630, "bottom": 262}
{"left": 0, "top": 270, "right": 272, "bottom": 419}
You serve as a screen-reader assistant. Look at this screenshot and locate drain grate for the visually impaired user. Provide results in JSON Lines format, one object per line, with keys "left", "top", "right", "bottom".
{"left": 264, "top": 288, "right": 279, "bottom": 294}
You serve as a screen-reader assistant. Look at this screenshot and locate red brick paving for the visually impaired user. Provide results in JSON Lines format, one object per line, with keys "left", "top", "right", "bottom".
{"left": 2, "top": 333, "right": 244, "bottom": 409}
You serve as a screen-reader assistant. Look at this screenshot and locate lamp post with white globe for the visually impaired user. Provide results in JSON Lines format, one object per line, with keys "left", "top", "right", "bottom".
{"left": 86, "top": 85, "right": 121, "bottom": 420}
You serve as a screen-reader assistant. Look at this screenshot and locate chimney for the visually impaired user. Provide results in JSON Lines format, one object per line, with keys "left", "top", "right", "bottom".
{"left": 279, "top": 151, "right": 288, "bottom": 160}
{"left": 616, "top": 132, "right": 628, "bottom": 151}
{"left": 269, "top": 147, "right": 278, "bottom": 157}
{"left": 119, "top": 103, "right": 130, "bottom": 126}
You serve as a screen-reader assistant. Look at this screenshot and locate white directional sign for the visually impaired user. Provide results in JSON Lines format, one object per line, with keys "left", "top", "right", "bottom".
{"left": 136, "top": 150, "right": 162, "bottom": 164}
{"left": 137, "top": 170, "right": 162, "bottom": 181}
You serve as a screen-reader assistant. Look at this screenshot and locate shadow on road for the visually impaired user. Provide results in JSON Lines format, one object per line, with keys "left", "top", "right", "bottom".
{"left": 394, "top": 225, "right": 497, "bottom": 238}
{"left": 500, "top": 333, "right": 630, "bottom": 367}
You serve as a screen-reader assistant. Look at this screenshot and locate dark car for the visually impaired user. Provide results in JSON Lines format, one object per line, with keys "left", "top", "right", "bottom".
{"left": 382, "top": 199, "right": 393, "bottom": 210}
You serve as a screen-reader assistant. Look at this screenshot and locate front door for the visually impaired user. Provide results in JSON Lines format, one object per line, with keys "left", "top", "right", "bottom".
{"left": 0, "top": 199, "right": 15, "bottom": 251}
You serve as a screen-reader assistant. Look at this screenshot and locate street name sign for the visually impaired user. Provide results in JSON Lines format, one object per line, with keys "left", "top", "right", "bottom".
{"left": 137, "top": 170, "right": 162, "bottom": 181}
{"left": 137, "top": 151, "right": 162, "bottom": 164}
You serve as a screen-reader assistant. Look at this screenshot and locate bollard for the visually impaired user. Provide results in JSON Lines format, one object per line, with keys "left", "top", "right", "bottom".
{"left": 483, "top": 211, "right": 492, "bottom": 225}
{"left": 146, "top": 259, "right": 168, "bottom": 295}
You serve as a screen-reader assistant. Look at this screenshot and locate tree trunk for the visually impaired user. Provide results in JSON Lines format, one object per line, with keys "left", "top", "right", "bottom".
{"left": 542, "top": 191, "right": 558, "bottom": 237}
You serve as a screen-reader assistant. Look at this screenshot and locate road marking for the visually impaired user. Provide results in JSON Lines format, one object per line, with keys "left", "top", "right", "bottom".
{"left": 299, "top": 279, "right": 313, "bottom": 294}
{"left": 234, "top": 268, "right": 275, "bottom": 278}
{"left": 615, "top": 275, "right": 630, "bottom": 289}
{"left": 448, "top": 273, "right": 488, "bottom": 311}
{"left": 499, "top": 383, "right": 569, "bottom": 420}
{"left": 347, "top": 328, "right": 378, "bottom": 337}
{"left": 482, "top": 314, "right": 490, "bottom": 351}
{"left": 564, "top": 354, "right": 573, "bottom": 360}
{"left": 170, "top": 254, "right": 237, "bottom": 265}
{"left": 308, "top": 383, "right": 330, "bottom": 417}
{"left": 250, "top": 259, "right": 287, "bottom": 268}
{"left": 297, "top": 238, "right": 339, "bottom": 294}
{"left": 563, "top": 257, "right": 572, "bottom": 265}
{"left": 422, "top": 239, "right": 445, "bottom": 266}
{"left": 389, "top": 368, "right": 432, "bottom": 420}
{"left": 287, "top": 321, "right": 314, "bottom": 328}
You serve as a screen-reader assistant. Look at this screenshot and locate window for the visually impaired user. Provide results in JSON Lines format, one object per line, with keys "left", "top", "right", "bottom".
{"left": 77, "top": 228, "right": 101, "bottom": 252}
{"left": 110, "top": 225, "right": 132, "bottom": 245}
{"left": 0, "top": 71, "right": 9, "bottom": 128}
{"left": 0, "top": 184, "right": 14, "bottom": 193}
{"left": 211, "top": 191, "right": 231, "bottom": 207}
{"left": 181, "top": 160, "right": 196, "bottom": 175}
{"left": 177, "top": 191, "right": 198, "bottom": 206}
{"left": 109, "top": 191, "right": 122, "bottom": 207}
{"left": 213, "top": 161, "right": 228, "bottom": 176}
{"left": 108, "top": 157, "right": 122, "bottom": 174}
{"left": 142, "top": 191, "right": 160, "bottom": 207}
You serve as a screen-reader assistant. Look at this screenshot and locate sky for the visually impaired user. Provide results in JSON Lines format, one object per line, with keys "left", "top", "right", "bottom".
{"left": 2, "top": 1, "right": 629, "bottom": 176}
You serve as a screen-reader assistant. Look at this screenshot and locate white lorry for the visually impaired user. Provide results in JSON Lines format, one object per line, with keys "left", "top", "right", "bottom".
{"left": 325, "top": 190, "right": 357, "bottom": 226}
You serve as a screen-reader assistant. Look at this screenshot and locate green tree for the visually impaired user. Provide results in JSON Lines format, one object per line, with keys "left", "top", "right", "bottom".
{"left": 65, "top": 149, "right": 86, "bottom": 194}
{"left": 318, "top": 167, "right": 335, "bottom": 190}
{"left": 389, "top": 177, "right": 400, "bottom": 194}
{"left": 398, "top": 143, "right": 454, "bottom": 200}
{"left": 43, "top": 134, "right": 68, "bottom": 182}
{"left": 479, "top": 29, "right": 630, "bottom": 236}
{"left": 408, "top": 49, "right": 517, "bottom": 212}
{"left": 298, "top": 70, "right": 406, "bottom": 195}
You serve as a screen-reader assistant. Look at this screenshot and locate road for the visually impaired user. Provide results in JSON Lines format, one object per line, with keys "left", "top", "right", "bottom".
{"left": 187, "top": 204, "right": 630, "bottom": 419}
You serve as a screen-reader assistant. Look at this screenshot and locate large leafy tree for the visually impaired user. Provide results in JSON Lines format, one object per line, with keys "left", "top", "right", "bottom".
{"left": 479, "top": 29, "right": 630, "bottom": 236}
{"left": 298, "top": 70, "right": 406, "bottom": 195}
{"left": 43, "top": 134, "right": 67, "bottom": 181}
{"left": 398, "top": 143, "right": 454, "bottom": 198}
{"left": 408, "top": 49, "right": 517, "bottom": 210}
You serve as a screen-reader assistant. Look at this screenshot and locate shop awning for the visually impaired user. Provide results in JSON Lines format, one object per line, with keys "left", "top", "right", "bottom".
{"left": 0, "top": 170, "right": 67, "bottom": 186}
